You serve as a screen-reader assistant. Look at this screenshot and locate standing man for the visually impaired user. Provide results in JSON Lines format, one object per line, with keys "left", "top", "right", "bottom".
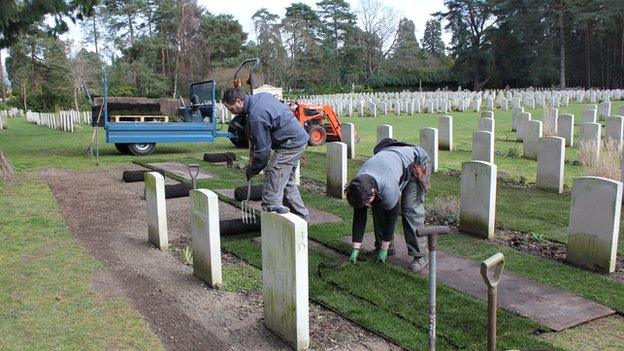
{"left": 346, "top": 138, "right": 431, "bottom": 272}
{"left": 222, "top": 87, "right": 310, "bottom": 221}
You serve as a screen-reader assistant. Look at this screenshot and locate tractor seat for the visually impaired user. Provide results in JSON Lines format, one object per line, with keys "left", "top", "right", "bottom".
{"left": 304, "top": 107, "right": 322, "bottom": 116}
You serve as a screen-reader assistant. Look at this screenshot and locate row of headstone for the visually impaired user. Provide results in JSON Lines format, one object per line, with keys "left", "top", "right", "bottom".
{"left": 0, "top": 108, "right": 24, "bottom": 129}
{"left": 215, "top": 103, "right": 234, "bottom": 123}
{"left": 301, "top": 88, "right": 624, "bottom": 116}
{"left": 25, "top": 110, "right": 91, "bottom": 132}
{"left": 144, "top": 171, "right": 310, "bottom": 349}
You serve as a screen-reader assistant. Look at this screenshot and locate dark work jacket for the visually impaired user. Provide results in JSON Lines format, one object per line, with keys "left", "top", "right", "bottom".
{"left": 243, "top": 93, "right": 309, "bottom": 175}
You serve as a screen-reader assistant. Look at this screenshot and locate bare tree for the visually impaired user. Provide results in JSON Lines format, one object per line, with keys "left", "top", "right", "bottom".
{"left": 67, "top": 46, "right": 93, "bottom": 111}
{"left": 357, "top": 0, "right": 399, "bottom": 56}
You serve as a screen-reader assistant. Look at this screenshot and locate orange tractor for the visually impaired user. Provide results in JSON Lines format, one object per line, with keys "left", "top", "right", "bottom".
{"left": 227, "top": 58, "right": 345, "bottom": 148}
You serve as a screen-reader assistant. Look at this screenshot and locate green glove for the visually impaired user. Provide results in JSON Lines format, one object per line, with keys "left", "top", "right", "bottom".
{"left": 377, "top": 248, "right": 388, "bottom": 263}
{"left": 349, "top": 249, "right": 360, "bottom": 263}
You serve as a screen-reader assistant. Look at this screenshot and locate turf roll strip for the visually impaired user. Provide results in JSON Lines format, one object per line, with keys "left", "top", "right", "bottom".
{"left": 202, "top": 152, "right": 236, "bottom": 163}
{"left": 219, "top": 218, "right": 260, "bottom": 236}
{"left": 234, "top": 184, "right": 263, "bottom": 201}
{"left": 122, "top": 169, "right": 165, "bottom": 182}
{"left": 164, "top": 183, "right": 193, "bottom": 199}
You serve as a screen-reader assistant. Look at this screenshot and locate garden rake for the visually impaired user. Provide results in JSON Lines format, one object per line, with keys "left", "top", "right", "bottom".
{"left": 240, "top": 178, "right": 256, "bottom": 224}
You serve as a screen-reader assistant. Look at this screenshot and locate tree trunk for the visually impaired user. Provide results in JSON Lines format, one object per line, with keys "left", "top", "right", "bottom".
{"left": 585, "top": 22, "right": 591, "bottom": 88}
{"left": 74, "top": 87, "right": 79, "bottom": 112}
{"left": 620, "top": 16, "right": 624, "bottom": 88}
{"left": 559, "top": 3, "right": 566, "bottom": 89}
{"left": 0, "top": 151, "right": 15, "bottom": 182}
{"left": 92, "top": 16, "right": 99, "bottom": 56}
{"left": 0, "top": 51, "right": 5, "bottom": 102}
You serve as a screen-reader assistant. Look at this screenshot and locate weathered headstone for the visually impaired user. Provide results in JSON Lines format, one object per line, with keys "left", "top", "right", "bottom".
{"left": 438, "top": 115, "right": 453, "bottom": 151}
{"left": 582, "top": 107, "right": 597, "bottom": 123}
{"left": 145, "top": 172, "right": 168, "bottom": 250}
{"left": 262, "top": 211, "right": 310, "bottom": 350}
{"left": 420, "top": 128, "right": 438, "bottom": 172}
{"left": 523, "top": 120, "right": 543, "bottom": 160}
{"left": 599, "top": 101, "right": 612, "bottom": 120}
{"left": 190, "top": 189, "right": 222, "bottom": 288}
{"left": 512, "top": 106, "right": 524, "bottom": 131}
{"left": 537, "top": 136, "right": 565, "bottom": 193}
{"left": 481, "top": 110, "right": 494, "bottom": 119}
{"left": 567, "top": 177, "right": 622, "bottom": 273}
{"left": 376, "top": 124, "right": 393, "bottom": 144}
{"left": 460, "top": 161, "right": 497, "bottom": 239}
{"left": 472, "top": 131, "right": 494, "bottom": 163}
{"left": 341, "top": 122, "right": 355, "bottom": 159}
{"left": 326, "top": 142, "right": 347, "bottom": 199}
{"left": 604, "top": 115, "right": 624, "bottom": 146}
{"left": 516, "top": 112, "right": 531, "bottom": 141}
{"left": 478, "top": 118, "right": 495, "bottom": 134}
{"left": 557, "top": 113, "right": 574, "bottom": 147}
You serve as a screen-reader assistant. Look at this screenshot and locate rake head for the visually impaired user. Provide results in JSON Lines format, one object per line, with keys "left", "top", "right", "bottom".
{"left": 241, "top": 180, "right": 256, "bottom": 224}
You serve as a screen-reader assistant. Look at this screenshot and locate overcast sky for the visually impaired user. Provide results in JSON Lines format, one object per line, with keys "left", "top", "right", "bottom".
{"left": 2, "top": 0, "right": 450, "bottom": 84}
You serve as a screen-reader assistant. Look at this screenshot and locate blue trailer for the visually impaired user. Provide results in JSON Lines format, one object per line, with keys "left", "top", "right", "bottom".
{"left": 92, "top": 74, "right": 236, "bottom": 156}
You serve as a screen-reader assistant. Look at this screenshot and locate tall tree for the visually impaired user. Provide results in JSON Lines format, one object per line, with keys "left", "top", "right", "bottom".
{"left": 316, "top": 0, "right": 357, "bottom": 84}
{"left": 422, "top": 19, "right": 445, "bottom": 56}
{"left": 356, "top": 0, "right": 399, "bottom": 79}
{"left": 282, "top": 3, "right": 324, "bottom": 88}
{"left": 436, "top": 0, "right": 495, "bottom": 90}
{"left": 252, "top": 8, "right": 286, "bottom": 85}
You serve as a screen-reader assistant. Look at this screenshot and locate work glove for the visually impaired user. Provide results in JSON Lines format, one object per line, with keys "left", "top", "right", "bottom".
{"left": 349, "top": 249, "right": 359, "bottom": 263}
{"left": 377, "top": 248, "right": 388, "bottom": 263}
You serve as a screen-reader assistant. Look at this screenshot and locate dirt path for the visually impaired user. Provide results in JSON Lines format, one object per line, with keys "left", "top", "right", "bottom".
{"left": 40, "top": 166, "right": 399, "bottom": 351}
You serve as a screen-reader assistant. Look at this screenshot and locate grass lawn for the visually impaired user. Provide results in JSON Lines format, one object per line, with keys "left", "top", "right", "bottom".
{"left": 1, "top": 100, "right": 623, "bottom": 351}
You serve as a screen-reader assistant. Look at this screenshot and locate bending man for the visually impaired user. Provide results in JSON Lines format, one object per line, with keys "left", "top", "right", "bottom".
{"left": 222, "top": 88, "right": 310, "bottom": 220}
{"left": 346, "top": 138, "right": 431, "bottom": 272}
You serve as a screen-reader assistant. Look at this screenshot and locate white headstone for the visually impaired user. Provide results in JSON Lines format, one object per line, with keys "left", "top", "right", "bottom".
{"left": 190, "top": 189, "right": 222, "bottom": 288}
{"left": 438, "top": 115, "right": 453, "bottom": 151}
{"left": 537, "top": 136, "right": 565, "bottom": 193}
{"left": 262, "top": 211, "right": 310, "bottom": 349}
{"left": 604, "top": 115, "right": 624, "bottom": 146}
{"left": 145, "top": 172, "right": 168, "bottom": 250}
{"left": 516, "top": 112, "right": 532, "bottom": 141}
{"left": 478, "top": 118, "right": 495, "bottom": 134}
{"left": 472, "top": 131, "right": 494, "bottom": 163}
{"left": 557, "top": 113, "right": 574, "bottom": 147}
{"left": 342, "top": 122, "right": 355, "bottom": 159}
{"left": 582, "top": 107, "right": 597, "bottom": 123}
{"left": 567, "top": 177, "right": 622, "bottom": 273}
{"left": 295, "top": 160, "right": 301, "bottom": 186}
{"left": 523, "top": 120, "right": 543, "bottom": 160}
{"left": 460, "top": 161, "right": 497, "bottom": 239}
{"left": 326, "top": 142, "right": 347, "bottom": 199}
{"left": 420, "top": 128, "right": 438, "bottom": 172}
{"left": 376, "top": 124, "right": 393, "bottom": 144}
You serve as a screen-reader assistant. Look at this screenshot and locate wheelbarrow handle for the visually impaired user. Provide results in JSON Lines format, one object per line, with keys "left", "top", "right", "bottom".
{"left": 481, "top": 252, "right": 505, "bottom": 288}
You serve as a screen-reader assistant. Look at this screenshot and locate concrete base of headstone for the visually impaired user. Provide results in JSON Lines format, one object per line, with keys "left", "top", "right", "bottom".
{"left": 262, "top": 211, "right": 310, "bottom": 350}
{"left": 326, "top": 142, "right": 347, "bottom": 199}
{"left": 190, "top": 189, "right": 222, "bottom": 288}
{"left": 459, "top": 161, "right": 497, "bottom": 239}
{"left": 537, "top": 137, "right": 565, "bottom": 193}
{"left": 145, "top": 172, "right": 169, "bottom": 250}
{"left": 567, "top": 177, "right": 622, "bottom": 273}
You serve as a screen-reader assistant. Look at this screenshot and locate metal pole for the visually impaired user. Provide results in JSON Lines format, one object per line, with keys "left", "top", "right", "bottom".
{"left": 428, "top": 235, "right": 437, "bottom": 351}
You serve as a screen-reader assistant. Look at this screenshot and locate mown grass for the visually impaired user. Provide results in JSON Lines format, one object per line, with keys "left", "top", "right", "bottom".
{"left": 2, "top": 101, "right": 623, "bottom": 350}
{"left": 0, "top": 179, "right": 162, "bottom": 350}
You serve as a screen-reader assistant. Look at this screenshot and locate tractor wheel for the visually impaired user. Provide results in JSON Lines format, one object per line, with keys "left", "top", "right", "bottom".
{"left": 307, "top": 125, "right": 326, "bottom": 146}
{"left": 128, "top": 143, "right": 156, "bottom": 156}
{"left": 228, "top": 115, "right": 249, "bottom": 148}
{"left": 115, "top": 143, "right": 130, "bottom": 154}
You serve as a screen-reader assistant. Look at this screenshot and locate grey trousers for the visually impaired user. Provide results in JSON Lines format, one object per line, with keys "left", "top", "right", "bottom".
{"left": 372, "top": 178, "right": 427, "bottom": 257}
{"left": 261, "top": 143, "right": 309, "bottom": 220}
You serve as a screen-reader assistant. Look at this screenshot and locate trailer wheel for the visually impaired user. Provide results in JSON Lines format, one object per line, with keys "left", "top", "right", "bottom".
{"left": 228, "top": 115, "right": 249, "bottom": 148}
{"left": 115, "top": 143, "right": 130, "bottom": 154}
{"left": 128, "top": 143, "right": 156, "bottom": 156}
{"left": 307, "top": 125, "right": 326, "bottom": 146}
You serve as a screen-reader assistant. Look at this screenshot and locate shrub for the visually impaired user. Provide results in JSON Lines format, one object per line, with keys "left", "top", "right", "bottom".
{"left": 495, "top": 147, "right": 521, "bottom": 158}
{"left": 426, "top": 195, "right": 460, "bottom": 226}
